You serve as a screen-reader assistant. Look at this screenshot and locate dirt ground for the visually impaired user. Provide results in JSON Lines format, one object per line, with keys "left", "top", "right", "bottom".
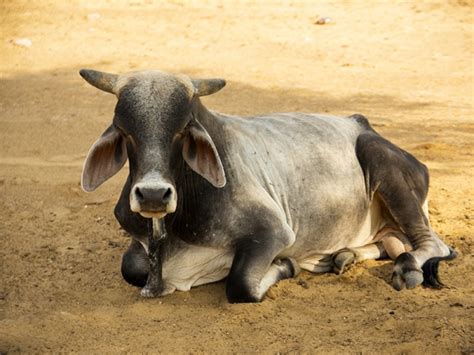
{"left": 0, "top": 0, "right": 473, "bottom": 353}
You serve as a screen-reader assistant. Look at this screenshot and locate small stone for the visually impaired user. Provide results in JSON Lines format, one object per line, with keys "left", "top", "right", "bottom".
{"left": 315, "top": 17, "right": 332, "bottom": 25}
{"left": 297, "top": 280, "right": 309, "bottom": 289}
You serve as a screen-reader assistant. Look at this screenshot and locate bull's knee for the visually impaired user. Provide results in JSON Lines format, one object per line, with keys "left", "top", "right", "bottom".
{"left": 121, "top": 241, "right": 149, "bottom": 288}
{"left": 226, "top": 258, "right": 299, "bottom": 303}
{"left": 226, "top": 274, "right": 261, "bottom": 303}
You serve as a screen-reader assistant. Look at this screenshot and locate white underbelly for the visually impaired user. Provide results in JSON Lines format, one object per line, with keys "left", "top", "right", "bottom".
{"left": 162, "top": 245, "right": 233, "bottom": 292}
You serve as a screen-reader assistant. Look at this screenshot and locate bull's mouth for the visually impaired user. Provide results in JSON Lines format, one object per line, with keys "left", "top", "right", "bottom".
{"left": 129, "top": 192, "right": 177, "bottom": 219}
{"left": 129, "top": 198, "right": 177, "bottom": 219}
{"left": 137, "top": 210, "right": 168, "bottom": 219}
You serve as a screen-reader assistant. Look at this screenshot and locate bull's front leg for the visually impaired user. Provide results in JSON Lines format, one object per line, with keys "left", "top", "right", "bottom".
{"left": 226, "top": 226, "right": 299, "bottom": 303}
{"left": 140, "top": 218, "right": 167, "bottom": 298}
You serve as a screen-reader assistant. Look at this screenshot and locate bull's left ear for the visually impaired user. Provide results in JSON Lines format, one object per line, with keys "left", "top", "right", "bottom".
{"left": 182, "top": 120, "right": 226, "bottom": 188}
{"left": 81, "top": 125, "right": 128, "bottom": 192}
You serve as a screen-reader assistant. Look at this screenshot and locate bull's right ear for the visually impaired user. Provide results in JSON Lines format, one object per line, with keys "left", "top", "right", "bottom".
{"left": 81, "top": 125, "right": 127, "bottom": 192}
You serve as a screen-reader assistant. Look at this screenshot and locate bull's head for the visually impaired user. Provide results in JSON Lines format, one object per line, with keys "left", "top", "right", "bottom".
{"left": 80, "top": 69, "right": 227, "bottom": 219}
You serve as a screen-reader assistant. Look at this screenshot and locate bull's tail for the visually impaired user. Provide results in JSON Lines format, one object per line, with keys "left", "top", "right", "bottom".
{"left": 422, "top": 247, "right": 457, "bottom": 289}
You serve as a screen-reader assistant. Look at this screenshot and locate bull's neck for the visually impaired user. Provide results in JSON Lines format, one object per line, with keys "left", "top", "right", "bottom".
{"left": 166, "top": 100, "right": 228, "bottom": 243}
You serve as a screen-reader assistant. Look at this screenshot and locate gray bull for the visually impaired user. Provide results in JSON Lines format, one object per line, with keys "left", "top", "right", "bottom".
{"left": 80, "top": 69, "right": 455, "bottom": 303}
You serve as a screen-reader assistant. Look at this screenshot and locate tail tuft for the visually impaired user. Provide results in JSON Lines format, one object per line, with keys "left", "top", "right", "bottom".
{"left": 422, "top": 247, "right": 457, "bottom": 289}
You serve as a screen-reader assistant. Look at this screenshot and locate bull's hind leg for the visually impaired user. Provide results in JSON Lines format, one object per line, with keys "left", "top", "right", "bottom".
{"left": 332, "top": 242, "right": 386, "bottom": 275}
{"left": 332, "top": 227, "right": 417, "bottom": 274}
{"left": 356, "top": 131, "right": 455, "bottom": 290}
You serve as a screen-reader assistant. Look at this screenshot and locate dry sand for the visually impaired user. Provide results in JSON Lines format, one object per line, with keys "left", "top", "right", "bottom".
{"left": 1, "top": 1, "right": 473, "bottom": 353}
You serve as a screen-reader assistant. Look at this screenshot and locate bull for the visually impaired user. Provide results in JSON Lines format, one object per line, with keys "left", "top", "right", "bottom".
{"left": 79, "top": 69, "right": 455, "bottom": 303}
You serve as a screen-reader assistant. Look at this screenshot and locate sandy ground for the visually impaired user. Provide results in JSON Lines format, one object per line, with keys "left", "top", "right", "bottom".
{"left": 1, "top": 0, "right": 473, "bottom": 353}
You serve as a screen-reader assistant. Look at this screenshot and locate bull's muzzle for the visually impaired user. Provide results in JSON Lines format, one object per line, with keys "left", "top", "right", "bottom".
{"left": 130, "top": 181, "right": 177, "bottom": 218}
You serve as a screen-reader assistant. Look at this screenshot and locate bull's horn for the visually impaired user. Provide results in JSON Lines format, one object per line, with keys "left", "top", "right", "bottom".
{"left": 79, "top": 69, "right": 118, "bottom": 94}
{"left": 192, "top": 78, "right": 226, "bottom": 96}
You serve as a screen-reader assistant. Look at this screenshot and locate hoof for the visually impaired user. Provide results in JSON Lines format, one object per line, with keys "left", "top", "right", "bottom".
{"left": 392, "top": 252, "right": 423, "bottom": 291}
{"left": 332, "top": 249, "right": 355, "bottom": 275}
{"left": 140, "top": 286, "right": 162, "bottom": 298}
{"left": 282, "top": 257, "right": 301, "bottom": 277}
{"left": 273, "top": 258, "right": 301, "bottom": 280}
{"left": 140, "top": 283, "right": 175, "bottom": 298}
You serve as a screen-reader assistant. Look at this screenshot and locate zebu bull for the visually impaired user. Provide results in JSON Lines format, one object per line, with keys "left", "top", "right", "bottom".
{"left": 79, "top": 69, "right": 455, "bottom": 303}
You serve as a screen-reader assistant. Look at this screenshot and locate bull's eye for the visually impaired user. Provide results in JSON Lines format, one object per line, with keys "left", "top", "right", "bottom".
{"left": 113, "top": 123, "right": 126, "bottom": 135}
{"left": 113, "top": 124, "right": 134, "bottom": 145}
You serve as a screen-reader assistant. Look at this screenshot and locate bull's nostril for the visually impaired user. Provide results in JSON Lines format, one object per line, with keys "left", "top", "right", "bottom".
{"left": 135, "top": 187, "right": 144, "bottom": 202}
{"left": 162, "top": 188, "right": 172, "bottom": 203}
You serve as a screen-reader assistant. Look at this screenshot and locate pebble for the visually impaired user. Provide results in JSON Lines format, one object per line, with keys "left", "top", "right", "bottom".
{"left": 315, "top": 17, "right": 332, "bottom": 25}
{"left": 297, "top": 280, "right": 309, "bottom": 289}
{"left": 12, "top": 38, "right": 32, "bottom": 47}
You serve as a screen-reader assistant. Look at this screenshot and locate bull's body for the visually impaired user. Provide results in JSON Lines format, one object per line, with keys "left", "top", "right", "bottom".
{"left": 119, "top": 112, "right": 374, "bottom": 293}
{"left": 80, "top": 69, "right": 454, "bottom": 303}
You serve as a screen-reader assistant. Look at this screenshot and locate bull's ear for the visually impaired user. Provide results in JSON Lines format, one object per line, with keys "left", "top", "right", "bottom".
{"left": 182, "top": 120, "right": 226, "bottom": 188}
{"left": 81, "top": 125, "right": 127, "bottom": 192}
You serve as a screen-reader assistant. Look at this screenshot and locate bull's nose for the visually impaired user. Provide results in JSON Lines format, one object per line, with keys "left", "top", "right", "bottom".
{"left": 130, "top": 182, "right": 177, "bottom": 215}
{"left": 135, "top": 186, "right": 172, "bottom": 205}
